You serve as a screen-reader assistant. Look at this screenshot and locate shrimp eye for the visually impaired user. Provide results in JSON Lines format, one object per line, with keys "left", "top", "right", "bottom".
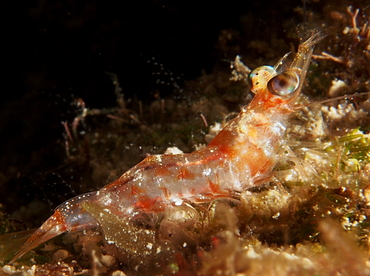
{"left": 267, "top": 71, "right": 299, "bottom": 96}
{"left": 248, "top": 66, "right": 276, "bottom": 85}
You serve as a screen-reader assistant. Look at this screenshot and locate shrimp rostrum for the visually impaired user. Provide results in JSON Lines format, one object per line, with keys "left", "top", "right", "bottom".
{"left": 7, "top": 32, "right": 324, "bottom": 263}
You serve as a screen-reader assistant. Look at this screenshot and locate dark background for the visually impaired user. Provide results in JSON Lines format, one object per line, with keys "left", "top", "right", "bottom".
{"left": 0, "top": 0, "right": 308, "bottom": 170}
{"left": 1, "top": 0, "right": 307, "bottom": 104}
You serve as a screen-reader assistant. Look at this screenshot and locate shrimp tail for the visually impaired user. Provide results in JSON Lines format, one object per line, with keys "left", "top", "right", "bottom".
{"left": 9, "top": 210, "right": 67, "bottom": 263}
{"left": 0, "top": 229, "right": 35, "bottom": 262}
{"left": 9, "top": 192, "right": 99, "bottom": 264}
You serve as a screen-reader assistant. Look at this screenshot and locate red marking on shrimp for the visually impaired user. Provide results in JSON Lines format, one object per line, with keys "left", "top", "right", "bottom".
{"left": 159, "top": 186, "right": 171, "bottom": 199}
{"left": 156, "top": 166, "right": 172, "bottom": 177}
{"left": 208, "top": 180, "right": 221, "bottom": 194}
{"left": 6, "top": 32, "right": 325, "bottom": 263}
{"left": 130, "top": 185, "right": 145, "bottom": 196}
{"left": 178, "top": 167, "right": 195, "bottom": 180}
{"left": 134, "top": 196, "right": 162, "bottom": 212}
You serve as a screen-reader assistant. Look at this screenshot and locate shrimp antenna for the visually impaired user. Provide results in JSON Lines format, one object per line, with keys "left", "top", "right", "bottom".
{"left": 313, "top": 91, "right": 370, "bottom": 105}
{"left": 294, "top": 91, "right": 370, "bottom": 111}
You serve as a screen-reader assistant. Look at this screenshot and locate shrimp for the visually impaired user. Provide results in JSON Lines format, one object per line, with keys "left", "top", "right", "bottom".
{"left": 7, "top": 32, "right": 324, "bottom": 264}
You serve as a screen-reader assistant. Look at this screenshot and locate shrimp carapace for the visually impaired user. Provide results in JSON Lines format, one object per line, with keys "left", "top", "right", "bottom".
{"left": 6, "top": 32, "right": 324, "bottom": 264}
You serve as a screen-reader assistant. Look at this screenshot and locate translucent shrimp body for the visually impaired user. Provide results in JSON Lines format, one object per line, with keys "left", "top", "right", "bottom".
{"left": 9, "top": 33, "right": 323, "bottom": 263}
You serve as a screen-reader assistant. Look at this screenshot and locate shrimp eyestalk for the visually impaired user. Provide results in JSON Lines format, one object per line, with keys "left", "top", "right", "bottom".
{"left": 7, "top": 32, "right": 324, "bottom": 264}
